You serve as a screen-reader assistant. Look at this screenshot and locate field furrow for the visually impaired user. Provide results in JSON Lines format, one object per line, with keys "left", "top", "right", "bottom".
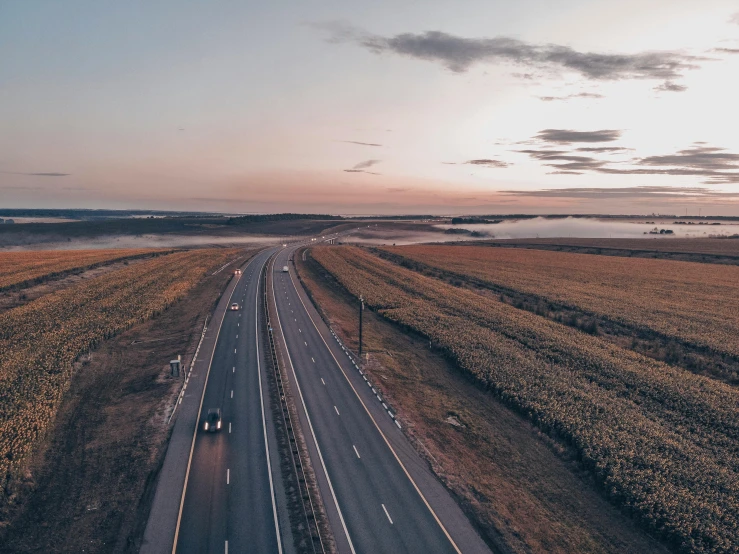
{"left": 0, "top": 248, "right": 239, "bottom": 502}
{"left": 312, "top": 245, "right": 739, "bottom": 553}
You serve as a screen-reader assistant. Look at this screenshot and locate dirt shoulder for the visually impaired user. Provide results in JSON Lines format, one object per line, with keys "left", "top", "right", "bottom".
{"left": 1, "top": 251, "right": 252, "bottom": 553}
{"left": 295, "top": 248, "right": 668, "bottom": 554}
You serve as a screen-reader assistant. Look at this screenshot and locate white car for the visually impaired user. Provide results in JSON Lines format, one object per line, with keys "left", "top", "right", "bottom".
{"left": 230, "top": 302, "right": 239, "bottom": 311}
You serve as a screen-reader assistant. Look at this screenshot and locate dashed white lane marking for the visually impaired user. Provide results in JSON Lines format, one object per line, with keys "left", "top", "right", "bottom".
{"left": 229, "top": 422, "right": 232, "bottom": 433}
{"left": 234, "top": 348, "right": 237, "bottom": 353}
{"left": 225, "top": 540, "right": 228, "bottom": 554}
{"left": 236, "top": 334, "right": 238, "bottom": 338}
{"left": 304, "top": 341, "right": 307, "bottom": 346}
{"left": 231, "top": 390, "right": 233, "bottom": 398}
{"left": 233, "top": 366, "right": 235, "bottom": 372}
{"left": 334, "top": 406, "right": 340, "bottom": 416}
{"left": 353, "top": 445, "right": 361, "bottom": 459}
{"left": 311, "top": 357, "right": 315, "bottom": 363}
{"left": 227, "top": 469, "right": 230, "bottom": 485}
{"left": 299, "top": 329, "right": 301, "bottom": 333}
{"left": 321, "top": 378, "right": 325, "bottom": 385}
{"left": 382, "top": 504, "right": 393, "bottom": 524}
{"left": 237, "top": 323, "right": 239, "bottom": 327}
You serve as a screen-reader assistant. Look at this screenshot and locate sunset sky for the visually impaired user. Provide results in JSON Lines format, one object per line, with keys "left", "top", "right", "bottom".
{"left": 2, "top": 1, "right": 739, "bottom": 215}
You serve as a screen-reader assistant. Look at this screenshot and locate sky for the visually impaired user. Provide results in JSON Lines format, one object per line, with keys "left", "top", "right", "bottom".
{"left": 2, "top": 0, "right": 739, "bottom": 215}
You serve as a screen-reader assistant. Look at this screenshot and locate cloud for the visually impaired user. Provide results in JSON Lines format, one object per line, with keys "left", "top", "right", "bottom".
{"left": 386, "top": 187, "right": 409, "bottom": 193}
{"left": 0, "top": 170, "right": 70, "bottom": 177}
{"left": 315, "top": 22, "right": 703, "bottom": 88}
{"left": 343, "top": 169, "right": 381, "bottom": 175}
{"left": 538, "top": 92, "right": 605, "bottom": 101}
{"left": 520, "top": 135, "right": 739, "bottom": 184}
{"left": 731, "top": 12, "right": 739, "bottom": 25}
{"left": 534, "top": 129, "right": 621, "bottom": 143}
{"left": 340, "top": 140, "right": 383, "bottom": 147}
{"left": 344, "top": 160, "right": 382, "bottom": 175}
{"left": 654, "top": 81, "right": 687, "bottom": 92}
{"left": 465, "top": 159, "right": 509, "bottom": 168}
{"left": 713, "top": 47, "right": 739, "bottom": 54}
{"left": 352, "top": 159, "right": 381, "bottom": 170}
{"left": 575, "top": 146, "right": 632, "bottom": 153}
{"left": 502, "top": 185, "right": 739, "bottom": 199}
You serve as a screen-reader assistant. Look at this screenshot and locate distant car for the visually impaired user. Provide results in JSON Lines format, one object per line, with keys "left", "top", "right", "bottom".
{"left": 282, "top": 266, "right": 289, "bottom": 273}
{"left": 234, "top": 269, "right": 242, "bottom": 275}
{"left": 230, "top": 302, "right": 239, "bottom": 311}
{"left": 203, "top": 409, "right": 222, "bottom": 432}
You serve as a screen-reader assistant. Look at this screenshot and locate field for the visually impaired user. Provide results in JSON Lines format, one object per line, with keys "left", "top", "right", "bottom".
{"left": 0, "top": 248, "right": 166, "bottom": 290}
{"left": 312, "top": 245, "right": 739, "bottom": 553}
{"left": 469, "top": 237, "right": 739, "bottom": 264}
{"left": 0, "top": 248, "right": 240, "bottom": 508}
{"left": 379, "top": 245, "right": 739, "bottom": 381}
{"left": 297, "top": 249, "right": 666, "bottom": 553}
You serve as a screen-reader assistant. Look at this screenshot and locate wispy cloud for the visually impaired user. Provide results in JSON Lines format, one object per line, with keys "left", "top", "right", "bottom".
{"left": 535, "top": 129, "right": 621, "bottom": 143}
{"left": 575, "top": 146, "right": 632, "bottom": 153}
{"left": 344, "top": 158, "right": 382, "bottom": 175}
{"left": 352, "top": 159, "right": 381, "bottom": 170}
{"left": 538, "top": 92, "right": 604, "bottom": 101}
{"left": 713, "top": 47, "right": 739, "bottom": 54}
{"left": 520, "top": 133, "right": 739, "bottom": 184}
{"left": 502, "top": 185, "right": 739, "bottom": 199}
{"left": 654, "top": 81, "right": 687, "bottom": 92}
{"left": 0, "top": 170, "right": 70, "bottom": 177}
{"left": 315, "top": 21, "right": 704, "bottom": 88}
{"left": 731, "top": 12, "right": 739, "bottom": 25}
{"left": 465, "top": 159, "right": 509, "bottom": 168}
{"left": 339, "top": 140, "right": 383, "bottom": 147}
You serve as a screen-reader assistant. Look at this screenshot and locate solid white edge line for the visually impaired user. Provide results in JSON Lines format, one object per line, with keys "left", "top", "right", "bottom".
{"left": 255, "top": 266, "right": 284, "bottom": 554}
{"left": 172, "top": 250, "right": 265, "bottom": 554}
{"left": 286, "top": 252, "right": 462, "bottom": 554}
{"left": 269, "top": 251, "right": 356, "bottom": 554}
{"left": 334, "top": 406, "right": 340, "bottom": 416}
{"left": 353, "top": 445, "right": 360, "bottom": 459}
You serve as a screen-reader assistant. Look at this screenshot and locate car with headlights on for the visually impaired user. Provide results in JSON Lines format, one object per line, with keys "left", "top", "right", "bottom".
{"left": 203, "top": 408, "right": 222, "bottom": 432}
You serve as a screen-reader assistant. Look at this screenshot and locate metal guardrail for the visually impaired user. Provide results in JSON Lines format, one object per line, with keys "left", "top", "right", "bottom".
{"left": 167, "top": 315, "right": 209, "bottom": 425}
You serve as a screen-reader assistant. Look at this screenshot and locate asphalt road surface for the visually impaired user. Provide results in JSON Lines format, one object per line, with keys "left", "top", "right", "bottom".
{"left": 270, "top": 244, "right": 491, "bottom": 554}
{"left": 175, "top": 248, "right": 285, "bottom": 554}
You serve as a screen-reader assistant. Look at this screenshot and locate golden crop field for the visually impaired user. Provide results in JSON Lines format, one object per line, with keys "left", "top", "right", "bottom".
{"left": 313, "top": 245, "right": 739, "bottom": 553}
{"left": 0, "top": 248, "right": 238, "bottom": 498}
{"left": 0, "top": 248, "right": 164, "bottom": 290}
{"left": 382, "top": 245, "right": 739, "bottom": 361}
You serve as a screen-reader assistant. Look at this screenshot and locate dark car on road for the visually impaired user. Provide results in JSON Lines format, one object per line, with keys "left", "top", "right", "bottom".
{"left": 203, "top": 408, "right": 222, "bottom": 432}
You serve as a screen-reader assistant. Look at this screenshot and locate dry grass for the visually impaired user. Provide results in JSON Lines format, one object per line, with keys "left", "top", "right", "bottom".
{"left": 312, "top": 246, "right": 739, "bottom": 553}
{"left": 297, "top": 249, "right": 667, "bottom": 554}
{"left": 383, "top": 245, "right": 739, "bottom": 363}
{"left": 0, "top": 249, "right": 241, "bottom": 507}
{"left": 0, "top": 248, "right": 165, "bottom": 290}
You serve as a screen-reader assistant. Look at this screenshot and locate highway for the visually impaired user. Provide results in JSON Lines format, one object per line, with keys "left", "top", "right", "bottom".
{"left": 174, "top": 248, "right": 286, "bottom": 554}
{"left": 270, "top": 244, "right": 491, "bottom": 554}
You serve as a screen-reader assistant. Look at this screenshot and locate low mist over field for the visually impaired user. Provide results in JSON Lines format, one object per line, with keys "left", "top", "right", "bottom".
{"left": 437, "top": 217, "right": 739, "bottom": 239}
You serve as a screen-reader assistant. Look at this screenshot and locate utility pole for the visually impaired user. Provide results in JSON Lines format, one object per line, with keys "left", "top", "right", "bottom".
{"left": 358, "top": 294, "right": 364, "bottom": 359}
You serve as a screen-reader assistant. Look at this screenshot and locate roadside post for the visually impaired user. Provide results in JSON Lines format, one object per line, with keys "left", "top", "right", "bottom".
{"left": 359, "top": 294, "right": 364, "bottom": 360}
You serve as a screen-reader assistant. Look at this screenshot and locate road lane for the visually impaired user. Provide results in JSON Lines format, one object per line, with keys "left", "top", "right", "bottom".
{"left": 270, "top": 246, "right": 489, "bottom": 554}
{"left": 176, "top": 249, "right": 284, "bottom": 554}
